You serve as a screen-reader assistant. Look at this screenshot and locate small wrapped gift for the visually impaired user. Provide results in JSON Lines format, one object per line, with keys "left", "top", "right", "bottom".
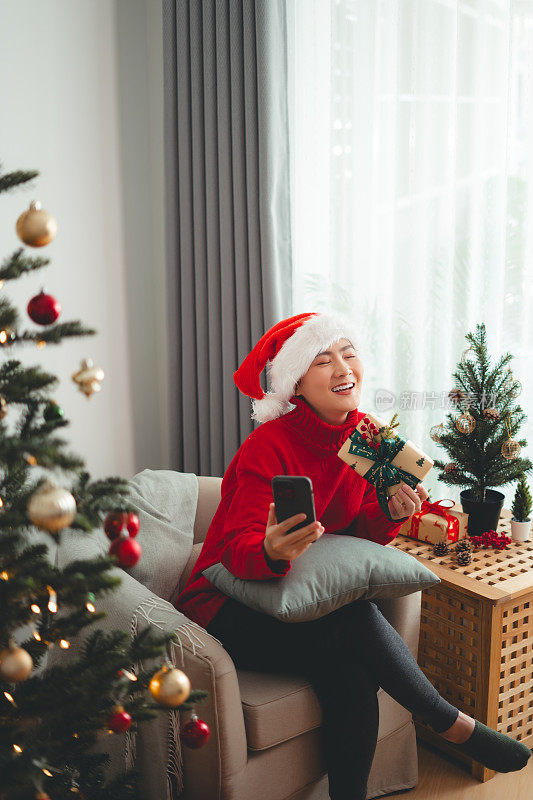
{"left": 338, "top": 411, "right": 434, "bottom": 521}
{"left": 398, "top": 499, "right": 469, "bottom": 544}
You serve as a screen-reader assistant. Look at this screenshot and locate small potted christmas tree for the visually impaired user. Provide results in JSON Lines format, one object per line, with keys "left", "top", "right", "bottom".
{"left": 510, "top": 476, "right": 532, "bottom": 542}
{"left": 431, "top": 323, "right": 533, "bottom": 536}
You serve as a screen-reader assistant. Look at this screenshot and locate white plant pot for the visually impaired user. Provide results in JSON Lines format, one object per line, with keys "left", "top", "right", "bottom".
{"left": 510, "top": 518, "right": 532, "bottom": 543}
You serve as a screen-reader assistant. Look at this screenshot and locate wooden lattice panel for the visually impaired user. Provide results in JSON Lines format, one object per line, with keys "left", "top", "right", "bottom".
{"left": 416, "top": 587, "right": 481, "bottom": 715}
{"left": 498, "top": 598, "right": 533, "bottom": 740}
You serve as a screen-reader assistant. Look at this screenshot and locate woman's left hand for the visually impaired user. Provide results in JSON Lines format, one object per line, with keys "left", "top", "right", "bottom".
{"left": 388, "top": 483, "right": 429, "bottom": 521}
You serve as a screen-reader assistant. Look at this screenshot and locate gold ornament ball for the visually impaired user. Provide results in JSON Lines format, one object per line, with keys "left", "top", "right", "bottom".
{"left": 27, "top": 479, "right": 77, "bottom": 532}
{"left": 149, "top": 665, "right": 191, "bottom": 707}
{"left": 455, "top": 412, "right": 476, "bottom": 434}
{"left": 16, "top": 200, "right": 58, "bottom": 247}
{"left": 501, "top": 440, "right": 521, "bottom": 460}
{"left": 0, "top": 645, "right": 33, "bottom": 682}
{"left": 460, "top": 347, "right": 474, "bottom": 364}
{"left": 429, "top": 423, "right": 447, "bottom": 443}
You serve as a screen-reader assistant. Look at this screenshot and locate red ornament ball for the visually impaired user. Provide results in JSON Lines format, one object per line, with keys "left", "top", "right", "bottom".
{"left": 104, "top": 511, "right": 125, "bottom": 540}
{"left": 115, "top": 537, "right": 142, "bottom": 568}
{"left": 108, "top": 538, "right": 122, "bottom": 558}
{"left": 108, "top": 706, "right": 132, "bottom": 733}
{"left": 124, "top": 512, "right": 140, "bottom": 537}
{"left": 180, "top": 716, "right": 210, "bottom": 749}
{"left": 27, "top": 291, "right": 61, "bottom": 325}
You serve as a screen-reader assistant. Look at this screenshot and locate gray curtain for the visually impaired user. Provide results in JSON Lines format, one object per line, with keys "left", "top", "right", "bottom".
{"left": 162, "top": 0, "right": 293, "bottom": 477}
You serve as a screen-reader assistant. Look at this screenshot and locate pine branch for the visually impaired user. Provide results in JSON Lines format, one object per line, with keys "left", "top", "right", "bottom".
{"left": 18, "top": 320, "right": 97, "bottom": 344}
{"left": 0, "top": 360, "right": 59, "bottom": 400}
{"left": 0, "top": 247, "right": 50, "bottom": 281}
{"left": 71, "top": 473, "right": 131, "bottom": 527}
{"left": 0, "top": 162, "right": 39, "bottom": 194}
{"left": 0, "top": 431, "right": 83, "bottom": 471}
{"left": 0, "top": 296, "right": 20, "bottom": 331}
{"left": 485, "top": 352, "right": 513, "bottom": 402}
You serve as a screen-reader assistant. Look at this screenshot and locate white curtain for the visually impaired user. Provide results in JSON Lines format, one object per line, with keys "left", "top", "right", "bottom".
{"left": 287, "top": 0, "right": 533, "bottom": 507}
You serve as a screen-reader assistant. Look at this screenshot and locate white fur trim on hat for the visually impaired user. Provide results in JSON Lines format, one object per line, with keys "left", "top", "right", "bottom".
{"left": 251, "top": 312, "right": 362, "bottom": 423}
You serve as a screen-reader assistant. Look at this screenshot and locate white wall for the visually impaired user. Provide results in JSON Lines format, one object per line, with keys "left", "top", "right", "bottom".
{"left": 0, "top": 0, "right": 168, "bottom": 480}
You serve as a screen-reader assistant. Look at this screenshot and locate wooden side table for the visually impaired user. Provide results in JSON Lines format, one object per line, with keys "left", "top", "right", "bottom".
{"left": 389, "top": 507, "right": 533, "bottom": 782}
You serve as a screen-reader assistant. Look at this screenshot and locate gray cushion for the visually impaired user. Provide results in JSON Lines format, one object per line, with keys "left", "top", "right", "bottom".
{"left": 56, "top": 469, "right": 198, "bottom": 604}
{"left": 122, "top": 469, "right": 198, "bottom": 602}
{"left": 202, "top": 534, "right": 440, "bottom": 622}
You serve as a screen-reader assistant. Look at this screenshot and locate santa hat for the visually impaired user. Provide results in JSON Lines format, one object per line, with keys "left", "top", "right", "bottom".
{"left": 233, "top": 311, "right": 362, "bottom": 423}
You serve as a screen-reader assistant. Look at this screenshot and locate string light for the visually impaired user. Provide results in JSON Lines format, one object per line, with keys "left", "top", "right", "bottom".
{"left": 47, "top": 586, "right": 58, "bottom": 613}
{"left": 0, "top": 280, "right": 3, "bottom": 290}
{"left": 0, "top": 497, "right": 3, "bottom": 508}
{"left": 37, "top": 340, "right": 46, "bottom": 349}
{"left": 59, "top": 639, "right": 70, "bottom": 649}
{"left": 120, "top": 669, "right": 137, "bottom": 682}
{"left": 31, "top": 604, "right": 41, "bottom": 614}
{"left": 0, "top": 331, "right": 7, "bottom": 344}
{"left": 33, "top": 631, "right": 42, "bottom": 641}
{"left": 86, "top": 592, "right": 96, "bottom": 613}
{"left": 1, "top": 571, "right": 8, "bottom": 580}
{"left": 42, "top": 768, "right": 53, "bottom": 777}
{"left": 24, "top": 453, "right": 37, "bottom": 466}
{"left": 13, "top": 744, "right": 22, "bottom": 753}
{"left": 4, "top": 691, "right": 16, "bottom": 706}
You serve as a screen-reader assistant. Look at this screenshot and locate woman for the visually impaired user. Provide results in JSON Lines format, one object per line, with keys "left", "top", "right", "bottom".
{"left": 176, "top": 312, "right": 530, "bottom": 799}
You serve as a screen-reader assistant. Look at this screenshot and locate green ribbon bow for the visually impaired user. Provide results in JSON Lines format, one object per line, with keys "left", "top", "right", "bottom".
{"left": 348, "top": 431, "right": 419, "bottom": 521}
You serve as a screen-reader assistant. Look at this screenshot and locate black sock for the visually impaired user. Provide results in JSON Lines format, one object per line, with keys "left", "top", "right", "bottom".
{"left": 453, "top": 720, "right": 531, "bottom": 773}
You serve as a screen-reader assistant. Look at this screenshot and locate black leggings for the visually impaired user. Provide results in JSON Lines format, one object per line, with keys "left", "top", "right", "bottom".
{"left": 206, "top": 596, "right": 460, "bottom": 800}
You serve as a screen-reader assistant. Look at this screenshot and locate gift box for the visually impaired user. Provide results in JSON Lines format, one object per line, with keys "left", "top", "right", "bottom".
{"left": 338, "top": 411, "right": 434, "bottom": 521}
{"left": 398, "top": 499, "right": 469, "bottom": 544}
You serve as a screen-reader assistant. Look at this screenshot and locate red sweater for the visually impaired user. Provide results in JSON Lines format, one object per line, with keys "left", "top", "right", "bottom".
{"left": 175, "top": 395, "right": 407, "bottom": 629}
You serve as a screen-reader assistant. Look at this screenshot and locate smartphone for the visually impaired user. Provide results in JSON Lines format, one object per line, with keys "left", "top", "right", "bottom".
{"left": 271, "top": 476, "right": 316, "bottom": 535}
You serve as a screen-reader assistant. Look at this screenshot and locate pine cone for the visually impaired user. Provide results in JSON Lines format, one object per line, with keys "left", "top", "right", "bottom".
{"left": 444, "top": 462, "right": 458, "bottom": 474}
{"left": 433, "top": 541, "right": 449, "bottom": 557}
{"left": 456, "top": 550, "right": 472, "bottom": 566}
{"left": 455, "top": 538, "right": 472, "bottom": 553}
{"left": 482, "top": 407, "right": 500, "bottom": 422}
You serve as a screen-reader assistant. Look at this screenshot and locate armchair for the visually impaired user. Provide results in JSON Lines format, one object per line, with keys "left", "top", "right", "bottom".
{"left": 54, "top": 473, "right": 421, "bottom": 799}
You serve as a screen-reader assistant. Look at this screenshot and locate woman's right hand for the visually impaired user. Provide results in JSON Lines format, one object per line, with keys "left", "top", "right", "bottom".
{"left": 264, "top": 503, "right": 324, "bottom": 562}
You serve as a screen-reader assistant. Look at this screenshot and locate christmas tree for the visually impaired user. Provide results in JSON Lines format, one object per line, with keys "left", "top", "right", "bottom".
{"left": 511, "top": 476, "right": 532, "bottom": 522}
{"left": 0, "top": 163, "right": 206, "bottom": 799}
{"left": 431, "top": 322, "right": 533, "bottom": 502}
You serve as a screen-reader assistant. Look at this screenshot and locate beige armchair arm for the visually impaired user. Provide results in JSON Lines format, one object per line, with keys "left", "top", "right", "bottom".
{"left": 51, "top": 541, "right": 246, "bottom": 800}
{"left": 374, "top": 590, "right": 422, "bottom": 657}
{"left": 99, "top": 570, "right": 247, "bottom": 800}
